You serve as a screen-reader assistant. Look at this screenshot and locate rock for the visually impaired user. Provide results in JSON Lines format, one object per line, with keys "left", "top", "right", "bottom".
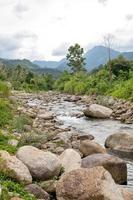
{"left": 77, "top": 134, "right": 94, "bottom": 140}
{"left": 64, "top": 95, "right": 81, "bottom": 102}
{"left": 79, "top": 140, "right": 106, "bottom": 156}
{"left": 120, "top": 186, "right": 133, "bottom": 200}
{"left": 56, "top": 167, "right": 124, "bottom": 200}
{"left": 84, "top": 104, "right": 113, "bottom": 118}
{"left": 8, "top": 139, "right": 19, "bottom": 147}
{"left": 25, "top": 184, "right": 50, "bottom": 199}
{"left": 105, "top": 132, "right": 133, "bottom": 159}
{"left": 37, "top": 112, "right": 54, "bottom": 120}
{"left": 0, "top": 150, "right": 32, "bottom": 185}
{"left": 81, "top": 153, "right": 127, "bottom": 184}
{"left": 59, "top": 149, "right": 81, "bottom": 173}
{"left": 39, "top": 180, "right": 58, "bottom": 193}
{"left": 16, "top": 146, "right": 61, "bottom": 180}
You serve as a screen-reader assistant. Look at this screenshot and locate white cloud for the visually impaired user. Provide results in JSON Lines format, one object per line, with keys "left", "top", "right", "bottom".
{"left": 13, "top": 1, "right": 29, "bottom": 18}
{"left": 52, "top": 42, "right": 70, "bottom": 56}
{"left": 0, "top": 0, "right": 132, "bottom": 60}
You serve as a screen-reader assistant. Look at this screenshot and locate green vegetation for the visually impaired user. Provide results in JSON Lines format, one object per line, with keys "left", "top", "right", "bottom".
{"left": 0, "top": 64, "right": 54, "bottom": 92}
{"left": 12, "top": 114, "right": 31, "bottom": 133}
{"left": 54, "top": 56, "right": 133, "bottom": 100}
{"left": 67, "top": 43, "right": 86, "bottom": 73}
{"left": 0, "top": 132, "right": 18, "bottom": 154}
{"left": 0, "top": 173, "right": 35, "bottom": 200}
{"left": 0, "top": 99, "right": 12, "bottom": 128}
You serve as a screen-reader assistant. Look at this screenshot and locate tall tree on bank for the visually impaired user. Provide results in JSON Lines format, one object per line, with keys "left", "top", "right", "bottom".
{"left": 66, "top": 43, "right": 86, "bottom": 73}
{"left": 104, "top": 34, "right": 114, "bottom": 82}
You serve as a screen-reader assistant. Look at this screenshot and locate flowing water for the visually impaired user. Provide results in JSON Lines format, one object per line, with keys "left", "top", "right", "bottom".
{"left": 49, "top": 100, "right": 133, "bottom": 189}
{"left": 28, "top": 97, "right": 133, "bottom": 190}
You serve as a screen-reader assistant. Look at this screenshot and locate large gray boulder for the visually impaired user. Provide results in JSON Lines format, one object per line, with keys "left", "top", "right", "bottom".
{"left": 81, "top": 153, "right": 127, "bottom": 184}
{"left": 84, "top": 104, "right": 113, "bottom": 118}
{"left": 105, "top": 132, "right": 133, "bottom": 159}
{"left": 56, "top": 167, "right": 124, "bottom": 200}
{"left": 59, "top": 149, "right": 81, "bottom": 173}
{"left": 16, "top": 146, "right": 61, "bottom": 180}
{"left": 0, "top": 150, "right": 32, "bottom": 185}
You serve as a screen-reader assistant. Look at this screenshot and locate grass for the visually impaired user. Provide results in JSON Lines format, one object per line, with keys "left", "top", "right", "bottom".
{"left": 0, "top": 132, "right": 18, "bottom": 154}
{"left": 0, "top": 173, "right": 36, "bottom": 200}
{"left": 0, "top": 99, "right": 13, "bottom": 128}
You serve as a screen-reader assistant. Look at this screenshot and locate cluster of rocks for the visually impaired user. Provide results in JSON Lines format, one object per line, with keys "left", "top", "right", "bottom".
{"left": 1, "top": 91, "right": 132, "bottom": 199}
{"left": 82, "top": 95, "right": 133, "bottom": 123}
{"left": 0, "top": 142, "right": 132, "bottom": 200}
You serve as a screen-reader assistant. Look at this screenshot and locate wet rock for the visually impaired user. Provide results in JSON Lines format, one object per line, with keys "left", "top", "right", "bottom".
{"left": 16, "top": 146, "right": 62, "bottom": 180}
{"left": 56, "top": 167, "right": 124, "bottom": 200}
{"left": 39, "top": 180, "right": 58, "bottom": 193}
{"left": 77, "top": 134, "right": 94, "bottom": 141}
{"left": 82, "top": 153, "right": 127, "bottom": 184}
{"left": 79, "top": 140, "right": 106, "bottom": 156}
{"left": 84, "top": 104, "right": 113, "bottom": 118}
{"left": 105, "top": 132, "right": 133, "bottom": 159}
{"left": 37, "top": 112, "right": 54, "bottom": 120}
{"left": 59, "top": 149, "right": 81, "bottom": 173}
{"left": 64, "top": 95, "right": 81, "bottom": 102}
{"left": 0, "top": 150, "right": 32, "bottom": 185}
{"left": 25, "top": 184, "right": 50, "bottom": 199}
{"left": 120, "top": 186, "right": 133, "bottom": 200}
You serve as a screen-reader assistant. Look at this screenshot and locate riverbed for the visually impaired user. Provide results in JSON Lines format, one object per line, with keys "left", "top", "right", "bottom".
{"left": 48, "top": 100, "right": 133, "bottom": 189}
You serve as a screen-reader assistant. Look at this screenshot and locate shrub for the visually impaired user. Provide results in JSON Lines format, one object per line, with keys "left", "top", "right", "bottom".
{"left": 0, "top": 81, "right": 10, "bottom": 97}
{"left": 12, "top": 114, "right": 31, "bottom": 133}
{"left": 0, "top": 99, "right": 12, "bottom": 128}
{"left": 0, "top": 174, "right": 36, "bottom": 200}
{"left": 0, "top": 132, "right": 17, "bottom": 154}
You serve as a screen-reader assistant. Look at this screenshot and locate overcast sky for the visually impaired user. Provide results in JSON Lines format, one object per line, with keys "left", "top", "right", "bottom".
{"left": 0, "top": 0, "right": 133, "bottom": 61}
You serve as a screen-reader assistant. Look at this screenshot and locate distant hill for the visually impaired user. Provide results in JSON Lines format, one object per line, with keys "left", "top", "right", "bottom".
{"left": 0, "top": 58, "right": 38, "bottom": 70}
{"left": 33, "top": 46, "right": 133, "bottom": 72}
{"left": 0, "top": 46, "right": 133, "bottom": 74}
{"left": 84, "top": 46, "right": 120, "bottom": 70}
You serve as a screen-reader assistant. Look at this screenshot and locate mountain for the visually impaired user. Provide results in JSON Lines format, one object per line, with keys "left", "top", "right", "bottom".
{"left": 33, "top": 60, "right": 59, "bottom": 68}
{"left": 0, "top": 46, "right": 133, "bottom": 74}
{"left": 33, "top": 58, "right": 67, "bottom": 70}
{"left": 33, "top": 46, "right": 133, "bottom": 72}
{"left": 122, "top": 52, "right": 133, "bottom": 60}
{"left": 0, "top": 58, "right": 38, "bottom": 70}
{"left": 84, "top": 46, "right": 120, "bottom": 70}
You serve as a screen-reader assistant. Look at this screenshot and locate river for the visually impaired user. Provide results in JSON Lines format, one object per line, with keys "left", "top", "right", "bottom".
{"left": 48, "top": 100, "right": 133, "bottom": 189}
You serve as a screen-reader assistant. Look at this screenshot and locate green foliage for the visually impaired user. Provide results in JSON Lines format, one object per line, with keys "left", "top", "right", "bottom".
{"left": 0, "top": 173, "right": 36, "bottom": 200}
{"left": 12, "top": 114, "right": 31, "bottom": 133}
{"left": 110, "top": 55, "right": 132, "bottom": 80}
{"left": 0, "top": 132, "right": 17, "bottom": 154}
{"left": 67, "top": 43, "right": 86, "bottom": 73}
{"left": 0, "top": 100, "right": 12, "bottom": 128}
{"left": 54, "top": 58, "right": 133, "bottom": 101}
{"left": 0, "top": 81, "right": 10, "bottom": 97}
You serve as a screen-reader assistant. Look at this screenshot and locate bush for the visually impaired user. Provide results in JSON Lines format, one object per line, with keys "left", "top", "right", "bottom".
{"left": 0, "top": 81, "right": 10, "bottom": 97}
{"left": 12, "top": 114, "right": 31, "bottom": 133}
{"left": 0, "top": 132, "right": 17, "bottom": 154}
{"left": 0, "top": 99, "right": 12, "bottom": 128}
{"left": 0, "top": 174, "right": 36, "bottom": 200}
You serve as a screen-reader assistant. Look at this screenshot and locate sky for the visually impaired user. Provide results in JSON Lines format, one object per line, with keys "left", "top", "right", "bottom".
{"left": 0, "top": 0, "right": 133, "bottom": 61}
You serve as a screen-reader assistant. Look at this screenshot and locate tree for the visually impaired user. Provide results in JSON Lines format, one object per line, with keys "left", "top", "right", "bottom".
{"left": 110, "top": 55, "right": 131, "bottom": 80}
{"left": 66, "top": 43, "right": 86, "bottom": 73}
{"left": 104, "top": 34, "right": 114, "bottom": 81}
